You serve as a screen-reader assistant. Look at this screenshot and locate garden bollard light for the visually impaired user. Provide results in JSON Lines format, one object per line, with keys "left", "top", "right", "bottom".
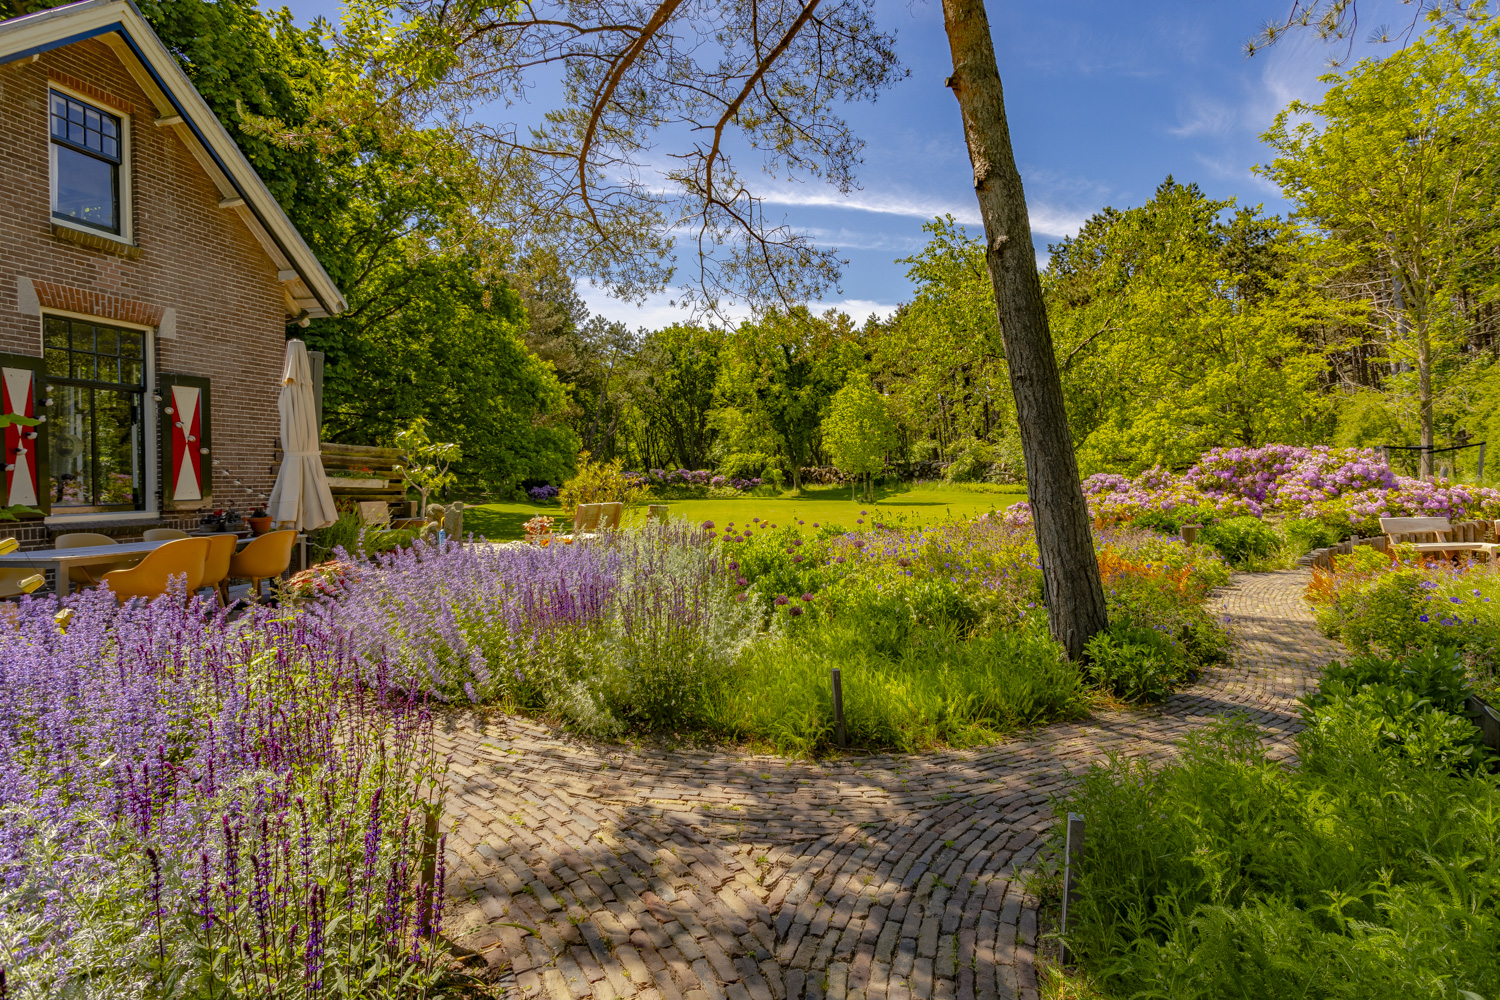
{"left": 1180, "top": 524, "right": 1199, "bottom": 545}
{"left": 831, "top": 667, "right": 847, "bottom": 748}
{"left": 1060, "top": 812, "right": 1086, "bottom": 964}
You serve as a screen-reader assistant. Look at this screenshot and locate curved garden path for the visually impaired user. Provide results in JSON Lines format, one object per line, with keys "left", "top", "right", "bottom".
{"left": 437, "top": 570, "right": 1340, "bottom": 1000}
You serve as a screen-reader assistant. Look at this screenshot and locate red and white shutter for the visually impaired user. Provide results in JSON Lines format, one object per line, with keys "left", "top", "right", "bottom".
{"left": 158, "top": 373, "right": 212, "bottom": 507}
{"left": 1, "top": 354, "right": 47, "bottom": 513}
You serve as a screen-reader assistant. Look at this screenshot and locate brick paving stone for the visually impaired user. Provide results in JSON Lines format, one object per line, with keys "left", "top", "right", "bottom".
{"left": 440, "top": 571, "right": 1335, "bottom": 1000}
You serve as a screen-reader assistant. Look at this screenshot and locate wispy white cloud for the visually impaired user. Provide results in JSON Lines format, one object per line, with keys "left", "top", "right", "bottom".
{"left": 1192, "top": 152, "right": 1281, "bottom": 198}
{"left": 800, "top": 227, "right": 928, "bottom": 253}
{"left": 576, "top": 287, "right": 747, "bottom": 331}
{"left": 1169, "top": 95, "right": 1237, "bottom": 137}
{"left": 1244, "top": 32, "right": 1335, "bottom": 131}
{"left": 755, "top": 183, "right": 983, "bottom": 225}
{"left": 752, "top": 181, "right": 1087, "bottom": 238}
{"left": 1027, "top": 206, "right": 1089, "bottom": 239}
{"left": 576, "top": 284, "right": 900, "bottom": 330}
{"left": 819, "top": 299, "right": 900, "bottom": 322}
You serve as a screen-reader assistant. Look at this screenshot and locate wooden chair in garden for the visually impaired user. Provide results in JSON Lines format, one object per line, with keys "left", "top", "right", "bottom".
{"left": 574, "top": 503, "right": 603, "bottom": 533}
{"left": 1380, "top": 516, "right": 1499, "bottom": 561}
{"left": 99, "top": 537, "right": 211, "bottom": 604}
{"left": 358, "top": 501, "right": 392, "bottom": 527}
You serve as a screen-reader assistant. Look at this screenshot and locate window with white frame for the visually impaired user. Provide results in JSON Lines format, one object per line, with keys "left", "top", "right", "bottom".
{"left": 49, "top": 90, "right": 124, "bottom": 235}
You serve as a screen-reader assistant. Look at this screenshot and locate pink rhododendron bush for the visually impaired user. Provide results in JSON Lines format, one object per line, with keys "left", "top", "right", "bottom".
{"left": 1005, "top": 446, "right": 1500, "bottom": 535}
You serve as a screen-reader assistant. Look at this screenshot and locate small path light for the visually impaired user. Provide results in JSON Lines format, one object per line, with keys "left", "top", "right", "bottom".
{"left": 1060, "top": 812, "right": 1086, "bottom": 964}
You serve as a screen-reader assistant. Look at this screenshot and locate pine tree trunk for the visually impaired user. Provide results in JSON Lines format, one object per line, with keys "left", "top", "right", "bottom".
{"left": 940, "top": 0, "right": 1107, "bottom": 659}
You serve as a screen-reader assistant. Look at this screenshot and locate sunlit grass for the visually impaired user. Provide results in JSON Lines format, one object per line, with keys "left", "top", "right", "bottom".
{"left": 464, "top": 481, "right": 1027, "bottom": 541}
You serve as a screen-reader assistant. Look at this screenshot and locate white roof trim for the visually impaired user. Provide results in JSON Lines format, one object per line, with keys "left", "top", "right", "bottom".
{"left": 0, "top": 0, "right": 346, "bottom": 318}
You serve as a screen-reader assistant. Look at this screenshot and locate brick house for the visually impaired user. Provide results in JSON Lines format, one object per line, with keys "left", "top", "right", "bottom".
{"left": 0, "top": 0, "right": 344, "bottom": 552}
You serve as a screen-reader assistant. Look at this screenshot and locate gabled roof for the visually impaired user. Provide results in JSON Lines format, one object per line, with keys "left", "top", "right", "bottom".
{"left": 0, "top": 0, "right": 346, "bottom": 318}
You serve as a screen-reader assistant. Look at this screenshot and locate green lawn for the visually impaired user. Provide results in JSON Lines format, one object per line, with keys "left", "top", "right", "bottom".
{"left": 462, "top": 482, "right": 1027, "bottom": 540}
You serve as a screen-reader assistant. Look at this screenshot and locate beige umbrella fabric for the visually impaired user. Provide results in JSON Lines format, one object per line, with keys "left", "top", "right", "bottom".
{"left": 267, "top": 339, "right": 338, "bottom": 531}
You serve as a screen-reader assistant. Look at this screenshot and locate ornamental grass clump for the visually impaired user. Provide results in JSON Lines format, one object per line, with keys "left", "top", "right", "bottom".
{"left": 0, "top": 589, "right": 446, "bottom": 998}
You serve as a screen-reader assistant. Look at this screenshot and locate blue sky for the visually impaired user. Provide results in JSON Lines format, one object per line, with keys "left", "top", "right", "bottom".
{"left": 284, "top": 0, "right": 1413, "bottom": 328}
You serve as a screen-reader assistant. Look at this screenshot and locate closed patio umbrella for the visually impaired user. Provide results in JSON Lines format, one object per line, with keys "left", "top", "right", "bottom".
{"left": 267, "top": 340, "right": 337, "bottom": 531}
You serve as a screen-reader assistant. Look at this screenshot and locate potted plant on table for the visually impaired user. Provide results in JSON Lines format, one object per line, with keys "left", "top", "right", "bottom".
{"left": 246, "top": 507, "right": 273, "bottom": 536}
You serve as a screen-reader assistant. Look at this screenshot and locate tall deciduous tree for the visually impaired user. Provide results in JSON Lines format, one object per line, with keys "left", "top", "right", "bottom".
{"left": 883, "top": 216, "right": 1013, "bottom": 459}
{"left": 1047, "top": 179, "right": 1351, "bottom": 472}
{"left": 634, "top": 324, "right": 727, "bottom": 469}
{"left": 824, "top": 375, "right": 897, "bottom": 500}
{"left": 719, "top": 308, "right": 857, "bottom": 488}
{"left": 939, "top": 0, "right": 1105, "bottom": 658}
{"left": 1260, "top": 16, "right": 1500, "bottom": 475}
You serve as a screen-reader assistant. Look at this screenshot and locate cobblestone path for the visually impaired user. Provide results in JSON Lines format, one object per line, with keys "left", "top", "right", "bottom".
{"left": 438, "top": 571, "right": 1341, "bottom": 1000}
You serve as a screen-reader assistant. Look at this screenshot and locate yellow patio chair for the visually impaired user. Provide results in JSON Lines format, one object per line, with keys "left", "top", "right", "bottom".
{"left": 143, "top": 528, "right": 189, "bottom": 541}
{"left": 0, "top": 540, "right": 43, "bottom": 599}
{"left": 55, "top": 532, "right": 129, "bottom": 588}
{"left": 228, "top": 530, "right": 297, "bottom": 603}
{"left": 201, "top": 533, "right": 238, "bottom": 607}
{"left": 1, "top": 569, "right": 35, "bottom": 599}
{"left": 99, "top": 537, "right": 210, "bottom": 604}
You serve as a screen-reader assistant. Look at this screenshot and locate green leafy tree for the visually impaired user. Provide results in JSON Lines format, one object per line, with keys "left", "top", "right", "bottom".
{"left": 303, "top": 143, "right": 579, "bottom": 491}
{"left": 1260, "top": 15, "right": 1500, "bottom": 474}
{"left": 633, "top": 324, "right": 727, "bottom": 470}
{"left": 558, "top": 451, "right": 645, "bottom": 513}
{"left": 883, "top": 217, "right": 1014, "bottom": 462}
{"left": 824, "top": 376, "right": 898, "bottom": 500}
{"left": 1046, "top": 179, "right": 1353, "bottom": 472}
{"left": 718, "top": 308, "right": 860, "bottom": 489}
{"left": 394, "top": 417, "right": 461, "bottom": 512}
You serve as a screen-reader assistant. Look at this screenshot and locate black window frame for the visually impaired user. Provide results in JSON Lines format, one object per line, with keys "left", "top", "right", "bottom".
{"left": 42, "top": 316, "right": 148, "bottom": 513}
{"left": 48, "top": 89, "right": 124, "bottom": 236}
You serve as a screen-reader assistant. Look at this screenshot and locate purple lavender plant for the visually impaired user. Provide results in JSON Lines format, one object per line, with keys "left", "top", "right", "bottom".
{"left": 0, "top": 587, "right": 447, "bottom": 996}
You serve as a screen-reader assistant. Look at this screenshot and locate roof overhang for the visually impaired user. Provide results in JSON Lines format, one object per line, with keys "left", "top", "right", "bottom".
{"left": 0, "top": 0, "right": 346, "bottom": 318}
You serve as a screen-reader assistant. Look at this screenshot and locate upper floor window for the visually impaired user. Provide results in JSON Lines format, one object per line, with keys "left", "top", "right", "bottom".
{"left": 49, "top": 90, "right": 122, "bottom": 234}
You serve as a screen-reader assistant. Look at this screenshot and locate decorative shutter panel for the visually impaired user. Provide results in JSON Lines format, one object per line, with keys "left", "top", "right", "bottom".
{"left": 158, "top": 373, "right": 212, "bottom": 508}
{"left": 1, "top": 353, "right": 48, "bottom": 515}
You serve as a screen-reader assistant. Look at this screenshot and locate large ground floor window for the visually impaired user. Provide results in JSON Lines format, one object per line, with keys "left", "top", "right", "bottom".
{"left": 43, "top": 316, "right": 146, "bottom": 512}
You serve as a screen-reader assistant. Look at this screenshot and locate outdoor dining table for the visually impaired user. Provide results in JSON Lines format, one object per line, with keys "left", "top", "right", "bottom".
{"left": 0, "top": 533, "right": 306, "bottom": 596}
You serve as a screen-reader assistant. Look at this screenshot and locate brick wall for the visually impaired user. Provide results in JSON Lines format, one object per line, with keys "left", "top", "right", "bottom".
{"left": 0, "top": 39, "right": 290, "bottom": 543}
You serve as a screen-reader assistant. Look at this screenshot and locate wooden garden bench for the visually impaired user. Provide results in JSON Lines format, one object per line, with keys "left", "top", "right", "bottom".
{"left": 1379, "top": 516, "right": 1499, "bottom": 560}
